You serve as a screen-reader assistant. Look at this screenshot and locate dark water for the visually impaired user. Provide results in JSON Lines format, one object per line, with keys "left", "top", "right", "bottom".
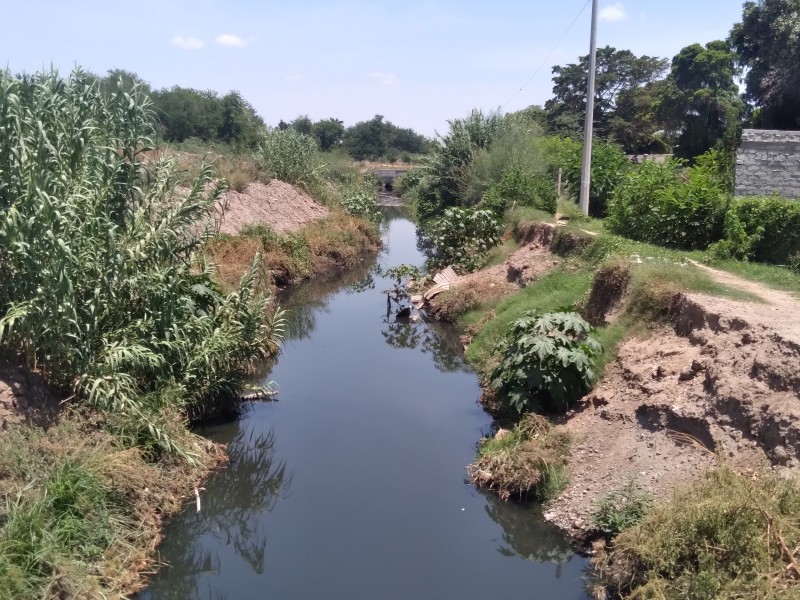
{"left": 141, "top": 210, "right": 590, "bottom": 600}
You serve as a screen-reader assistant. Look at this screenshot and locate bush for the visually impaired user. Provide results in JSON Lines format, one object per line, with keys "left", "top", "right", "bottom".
{"left": 595, "top": 467, "right": 800, "bottom": 599}
{"left": 561, "top": 141, "right": 629, "bottom": 217}
{"left": 709, "top": 196, "right": 800, "bottom": 264}
{"left": 340, "top": 190, "right": 381, "bottom": 221}
{"left": 482, "top": 166, "right": 557, "bottom": 216}
{"left": 468, "top": 414, "right": 570, "bottom": 501}
{"left": 257, "top": 127, "right": 324, "bottom": 189}
{"left": 590, "top": 478, "right": 653, "bottom": 537}
{"left": 421, "top": 207, "right": 502, "bottom": 272}
{"left": 489, "top": 311, "right": 602, "bottom": 414}
{"left": 606, "top": 158, "right": 728, "bottom": 249}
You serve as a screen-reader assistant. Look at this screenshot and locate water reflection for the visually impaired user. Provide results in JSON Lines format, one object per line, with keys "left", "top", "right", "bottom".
{"left": 143, "top": 428, "right": 291, "bottom": 599}
{"left": 482, "top": 492, "right": 575, "bottom": 567}
{"left": 381, "top": 312, "right": 468, "bottom": 374}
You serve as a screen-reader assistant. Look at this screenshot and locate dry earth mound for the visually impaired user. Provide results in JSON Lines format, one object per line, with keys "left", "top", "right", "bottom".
{"left": 545, "top": 270, "right": 800, "bottom": 541}
{"left": 219, "top": 180, "right": 330, "bottom": 235}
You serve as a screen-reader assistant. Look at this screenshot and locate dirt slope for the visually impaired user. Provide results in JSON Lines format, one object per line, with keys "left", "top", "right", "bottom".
{"left": 545, "top": 267, "right": 800, "bottom": 540}
{"left": 218, "top": 180, "right": 329, "bottom": 235}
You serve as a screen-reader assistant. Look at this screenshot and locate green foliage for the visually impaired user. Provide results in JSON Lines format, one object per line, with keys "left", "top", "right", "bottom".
{"left": 0, "top": 461, "right": 124, "bottom": 599}
{"left": 490, "top": 311, "right": 602, "bottom": 414}
{"left": 339, "top": 190, "right": 381, "bottom": 221}
{"left": 606, "top": 158, "right": 729, "bottom": 249}
{"left": 657, "top": 40, "right": 743, "bottom": 160}
{"left": 483, "top": 166, "right": 557, "bottom": 216}
{"left": 561, "top": 141, "right": 629, "bottom": 217}
{"left": 596, "top": 467, "right": 800, "bottom": 599}
{"left": 731, "top": 0, "right": 800, "bottom": 130}
{"left": 591, "top": 478, "right": 654, "bottom": 537}
{"left": 311, "top": 117, "right": 345, "bottom": 151}
{"left": 342, "top": 114, "right": 428, "bottom": 160}
{"left": 545, "top": 46, "right": 669, "bottom": 139}
{"left": 469, "top": 414, "right": 570, "bottom": 501}
{"left": 709, "top": 196, "right": 800, "bottom": 264}
{"left": 421, "top": 207, "right": 502, "bottom": 272}
{"left": 257, "top": 127, "right": 324, "bottom": 188}
{"left": 151, "top": 85, "right": 264, "bottom": 148}
{"left": 0, "top": 69, "right": 284, "bottom": 456}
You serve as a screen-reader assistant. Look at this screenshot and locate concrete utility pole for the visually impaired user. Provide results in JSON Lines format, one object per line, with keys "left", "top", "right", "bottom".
{"left": 579, "top": 0, "right": 599, "bottom": 215}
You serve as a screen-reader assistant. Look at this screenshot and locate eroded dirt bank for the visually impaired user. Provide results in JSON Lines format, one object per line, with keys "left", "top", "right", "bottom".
{"left": 547, "top": 276, "right": 800, "bottom": 540}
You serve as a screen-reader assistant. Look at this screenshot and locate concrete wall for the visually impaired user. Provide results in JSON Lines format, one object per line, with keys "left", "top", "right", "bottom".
{"left": 735, "top": 129, "right": 800, "bottom": 199}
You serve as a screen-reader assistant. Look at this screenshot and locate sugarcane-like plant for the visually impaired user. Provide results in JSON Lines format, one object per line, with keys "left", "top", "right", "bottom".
{"left": 0, "top": 69, "right": 284, "bottom": 459}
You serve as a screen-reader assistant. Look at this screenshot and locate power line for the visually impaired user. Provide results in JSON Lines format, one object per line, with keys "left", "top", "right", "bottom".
{"left": 501, "top": 0, "right": 592, "bottom": 110}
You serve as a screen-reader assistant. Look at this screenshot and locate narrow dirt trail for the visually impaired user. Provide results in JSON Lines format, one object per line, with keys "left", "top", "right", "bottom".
{"left": 687, "top": 261, "right": 800, "bottom": 346}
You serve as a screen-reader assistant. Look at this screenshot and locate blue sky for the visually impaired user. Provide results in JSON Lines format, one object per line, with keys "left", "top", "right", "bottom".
{"left": 2, "top": 0, "right": 745, "bottom": 136}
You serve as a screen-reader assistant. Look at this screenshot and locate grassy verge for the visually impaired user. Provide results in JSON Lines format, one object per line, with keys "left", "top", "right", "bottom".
{"left": 0, "top": 414, "right": 224, "bottom": 598}
{"left": 594, "top": 466, "right": 800, "bottom": 599}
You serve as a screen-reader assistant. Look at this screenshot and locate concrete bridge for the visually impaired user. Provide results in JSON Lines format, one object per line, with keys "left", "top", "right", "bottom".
{"left": 372, "top": 168, "right": 409, "bottom": 191}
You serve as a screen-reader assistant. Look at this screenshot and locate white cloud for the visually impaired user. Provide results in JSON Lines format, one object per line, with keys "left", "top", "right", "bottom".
{"left": 369, "top": 72, "right": 398, "bottom": 86}
{"left": 599, "top": 2, "right": 626, "bottom": 22}
{"left": 171, "top": 36, "right": 204, "bottom": 50}
{"left": 284, "top": 74, "right": 304, "bottom": 82}
{"left": 216, "top": 34, "right": 246, "bottom": 47}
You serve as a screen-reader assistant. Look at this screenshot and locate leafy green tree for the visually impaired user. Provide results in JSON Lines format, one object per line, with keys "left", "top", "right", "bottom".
{"left": 545, "top": 47, "right": 668, "bottom": 138}
{"left": 607, "top": 80, "right": 668, "bottom": 153}
{"left": 731, "top": 0, "right": 800, "bottom": 129}
{"left": 219, "top": 91, "right": 265, "bottom": 148}
{"left": 290, "top": 114, "right": 313, "bottom": 135}
{"left": 344, "top": 114, "right": 390, "bottom": 160}
{"left": 311, "top": 118, "right": 345, "bottom": 151}
{"left": 657, "top": 41, "right": 743, "bottom": 159}
{"left": 560, "top": 140, "right": 629, "bottom": 217}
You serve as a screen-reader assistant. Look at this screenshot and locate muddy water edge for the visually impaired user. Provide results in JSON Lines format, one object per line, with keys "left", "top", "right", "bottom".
{"left": 140, "top": 208, "right": 590, "bottom": 599}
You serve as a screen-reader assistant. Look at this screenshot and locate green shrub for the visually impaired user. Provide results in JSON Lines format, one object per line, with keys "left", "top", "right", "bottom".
{"left": 257, "top": 127, "right": 324, "bottom": 188}
{"left": 482, "top": 166, "right": 557, "bottom": 216}
{"left": 489, "top": 311, "right": 602, "bottom": 414}
{"left": 340, "top": 190, "right": 381, "bottom": 221}
{"left": 595, "top": 467, "right": 800, "bottom": 599}
{"left": 561, "top": 141, "right": 629, "bottom": 217}
{"left": 421, "top": 207, "right": 502, "bottom": 272}
{"left": 709, "top": 196, "right": 800, "bottom": 264}
{"left": 590, "top": 478, "right": 653, "bottom": 537}
{"left": 606, "top": 158, "right": 728, "bottom": 249}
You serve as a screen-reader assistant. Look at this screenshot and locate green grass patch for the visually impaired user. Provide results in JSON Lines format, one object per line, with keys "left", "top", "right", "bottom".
{"left": 468, "top": 414, "right": 570, "bottom": 502}
{"left": 464, "top": 268, "right": 594, "bottom": 373}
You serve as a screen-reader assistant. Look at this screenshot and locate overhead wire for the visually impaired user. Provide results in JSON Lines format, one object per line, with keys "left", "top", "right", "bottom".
{"left": 500, "top": 0, "right": 592, "bottom": 110}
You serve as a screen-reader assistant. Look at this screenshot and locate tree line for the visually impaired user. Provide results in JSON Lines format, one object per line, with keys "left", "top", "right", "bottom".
{"left": 526, "top": 0, "right": 797, "bottom": 160}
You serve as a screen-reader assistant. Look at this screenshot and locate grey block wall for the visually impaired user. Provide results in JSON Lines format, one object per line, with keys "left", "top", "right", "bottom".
{"left": 735, "top": 129, "right": 800, "bottom": 199}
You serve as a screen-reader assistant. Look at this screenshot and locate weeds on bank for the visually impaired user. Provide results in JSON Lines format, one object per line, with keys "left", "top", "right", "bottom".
{"left": 468, "top": 414, "right": 570, "bottom": 502}
{"left": 594, "top": 467, "right": 800, "bottom": 600}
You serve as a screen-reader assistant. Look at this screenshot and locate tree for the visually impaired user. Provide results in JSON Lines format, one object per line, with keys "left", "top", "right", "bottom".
{"left": 607, "top": 80, "right": 668, "bottom": 154}
{"left": 344, "top": 114, "right": 389, "bottom": 160}
{"left": 311, "top": 118, "right": 345, "bottom": 151}
{"left": 545, "top": 47, "right": 668, "bottom": 138}
{"left": 730, "top": 0, "right": 800, "bottom": 129}
{"left": 289, "top": 114, "right": 313, "bottom": 135}
{"left": 657, "top": 41, "right": 743, "bottom": 159}
{"left": 219, "top": 91, "right": 265, "bottom": 148}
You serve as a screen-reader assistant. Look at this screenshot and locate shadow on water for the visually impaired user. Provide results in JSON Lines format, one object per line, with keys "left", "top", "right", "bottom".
{"left": 142, "top": 426, "right": 290, "bottom": 600}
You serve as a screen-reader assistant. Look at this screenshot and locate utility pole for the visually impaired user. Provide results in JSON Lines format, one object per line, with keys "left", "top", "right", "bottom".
{"left": 579, "top": 0, "right": 599, "bottom": 215}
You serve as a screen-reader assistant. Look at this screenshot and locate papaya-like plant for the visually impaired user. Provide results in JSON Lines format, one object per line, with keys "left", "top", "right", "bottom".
{"left": 490, "top": 311, "right": 602, "bottom": 414}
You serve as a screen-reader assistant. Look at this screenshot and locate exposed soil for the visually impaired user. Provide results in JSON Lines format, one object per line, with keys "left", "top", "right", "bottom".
{"left": 544, "top": 267, "right": 800, "bottom": 542}
{"left": 0, "top": 362, "right": 61, "bottom": 430}
{"left": 218, "top": 180, "right": 330, "bottom": 235}
{"left": 427, "top": 223, "right": 562, "bottom": 318}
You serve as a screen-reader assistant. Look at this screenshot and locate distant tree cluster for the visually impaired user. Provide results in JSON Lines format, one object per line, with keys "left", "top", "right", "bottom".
{"left": 535, "top": 0, "right": 800, "bottom": 159}
{"left": 279, "top": 113, "right": 429, "bottom": 160}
